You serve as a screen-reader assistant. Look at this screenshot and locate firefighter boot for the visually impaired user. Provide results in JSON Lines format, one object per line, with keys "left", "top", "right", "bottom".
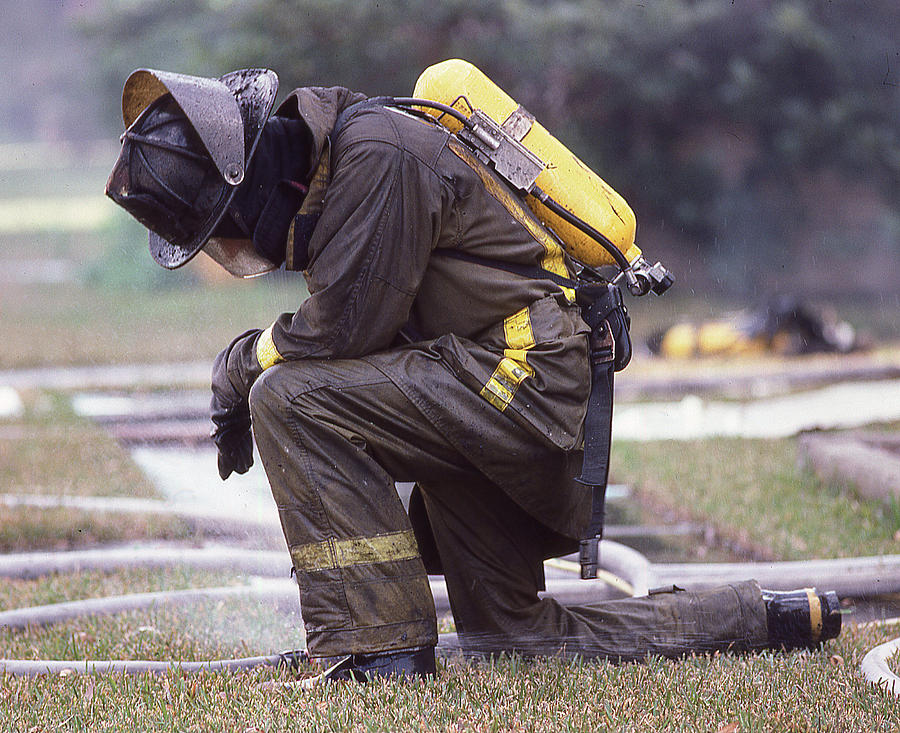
{"left": 320, "top": 646, "right": 437, "bottom": 683}
{"left": 762, "top": 588, "right": 842, "bottom": 650}
{"left": 267, "top": 646, "right": 436, "bottom": 690}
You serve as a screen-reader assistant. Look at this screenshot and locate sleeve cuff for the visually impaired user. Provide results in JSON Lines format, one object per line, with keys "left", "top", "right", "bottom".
{"left": 256, "top": 324, "right": 285, "bottom": 371}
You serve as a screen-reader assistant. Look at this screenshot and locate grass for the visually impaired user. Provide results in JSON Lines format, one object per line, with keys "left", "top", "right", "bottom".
{"left": 0, "top": 195, "right": 112, "bottom": 233}
{"left": 0, "top": 229, "right": 105, "bottom": 260}
{"left": 0, "top": 505, "right": 196, "bottom": 554}
{"left": 2, "top": 408, "right": 899, "bottom": 728}
{"left": 0, "top": 504, "right": 199, "bottom": 554}
{"left": 2, "top": 563, "right": 898, "bottom": 730}
{"left": 0, "top": 393, "right": 197, "bottom": 552}
{"left": 3, "top": 168, "right": 900, "bottom": 729}
{"left": 0, "top": 567, "right": 232, "bottom": 613}
{"left": 0, "top": 164, "right": 112, "bottom": 200}
{"left": 1, "top": 624, "right": 899, "bottom": 732}
{"left": 0, "top": 570, "right": 298, "bottom": 664}
{"left": 0, "top": 278, "right": 310, "bottom": 369}
{"left": 0, "top": 598, "right": 300, "bottom": 665}
{"left": 612, "top": 434, "right": 900, "bottom": 561}
{"left": 0, "top": 393, "right": 155, "bottom": 498}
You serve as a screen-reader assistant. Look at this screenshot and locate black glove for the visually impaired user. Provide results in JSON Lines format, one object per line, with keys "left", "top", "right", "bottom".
{"left": 210, "top": 332, "right": 258, "bottom": 480}
{"left": 210, "top": 399, "right": 253, "bottom": 480}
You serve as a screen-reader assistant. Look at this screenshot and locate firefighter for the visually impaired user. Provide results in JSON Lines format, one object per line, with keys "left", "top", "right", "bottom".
{"left": 106, "top": 68, "right": 841, "bottom": 684}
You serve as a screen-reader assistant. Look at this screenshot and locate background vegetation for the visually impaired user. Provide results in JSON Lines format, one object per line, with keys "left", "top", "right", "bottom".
{"left": 4, "top": 0, "right": 899, "bottom": 297}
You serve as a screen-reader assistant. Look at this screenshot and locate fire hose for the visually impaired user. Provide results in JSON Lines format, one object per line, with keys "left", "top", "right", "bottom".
{"left": 0, "top": 541, "right": 644, "bottom": 676}
{"left": 5, "top": 544, "right": 900, "bottom": 684}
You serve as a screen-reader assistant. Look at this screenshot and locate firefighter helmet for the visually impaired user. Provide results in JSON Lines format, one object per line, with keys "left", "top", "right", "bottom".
{"left": 105, "top": 68, "right": 278, "bottom": 269}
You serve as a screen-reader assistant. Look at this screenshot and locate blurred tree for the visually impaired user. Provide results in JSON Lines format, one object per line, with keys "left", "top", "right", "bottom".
{"left": 82, "top": 0, "right": 900, "bottom": 294}
{"left": 0, "top": 0, "right": 108, "bottom": 141}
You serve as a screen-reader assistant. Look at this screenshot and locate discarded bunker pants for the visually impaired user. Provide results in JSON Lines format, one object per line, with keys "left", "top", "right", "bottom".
{"left": 248, "top": 351, "right": 769, "bottom": 660}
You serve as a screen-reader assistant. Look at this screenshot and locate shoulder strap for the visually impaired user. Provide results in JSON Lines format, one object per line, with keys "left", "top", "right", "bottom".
{"left": 434, "top": 248, "right": 579, "bottom": 291}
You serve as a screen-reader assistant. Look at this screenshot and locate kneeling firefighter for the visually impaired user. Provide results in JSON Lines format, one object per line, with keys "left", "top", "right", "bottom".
{"left": 105, "top": 61, "right": 841, "bottom": 684}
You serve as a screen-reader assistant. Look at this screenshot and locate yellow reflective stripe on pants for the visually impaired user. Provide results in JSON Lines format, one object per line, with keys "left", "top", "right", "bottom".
{"left": 290, "top": 530, "right": 421, "bottom": 573}
{"left": 256, "top": 324, "right": 284, "bottom": 371}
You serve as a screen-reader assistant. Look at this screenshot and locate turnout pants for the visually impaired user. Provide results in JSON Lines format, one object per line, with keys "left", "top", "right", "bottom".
{"left": 248, "top": 351, "right": 769, "bottom": 660}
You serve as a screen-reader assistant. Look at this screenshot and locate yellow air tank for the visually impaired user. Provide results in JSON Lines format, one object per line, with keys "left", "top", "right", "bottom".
{"left": 413, "top": 59, "right": 641, "bottom": 269}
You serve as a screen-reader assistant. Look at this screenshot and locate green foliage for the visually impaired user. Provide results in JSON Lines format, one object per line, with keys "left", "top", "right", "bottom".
{"left": 76, "top": 0, "right": 900, "bottom": 294}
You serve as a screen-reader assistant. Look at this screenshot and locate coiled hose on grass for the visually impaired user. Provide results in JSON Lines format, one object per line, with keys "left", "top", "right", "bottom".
{"left": 0, "top": 542, "right": 644, "bottom": 677}
{"left": 8, "top": 542, "right": 900, "bottom": 681}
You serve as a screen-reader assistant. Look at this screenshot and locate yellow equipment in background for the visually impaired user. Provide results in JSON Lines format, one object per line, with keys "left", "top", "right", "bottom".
{"left": 411, "top": 59, "right": 672, "bottom": 296}
{"left": 656, "top": 321, "right": 768, "bottom": 359}
{"left": 649, "top": 298, "right": 863, "bottom": 358}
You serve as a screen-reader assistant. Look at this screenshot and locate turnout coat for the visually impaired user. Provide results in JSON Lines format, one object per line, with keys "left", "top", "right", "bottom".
{"left": 223, "top": 85, "right": 593, "bottom": 547}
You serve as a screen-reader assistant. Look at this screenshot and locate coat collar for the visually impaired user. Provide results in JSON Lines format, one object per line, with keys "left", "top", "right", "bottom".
{"left": 274, "top": 86, "right": 368, "bottom": 178}
{"left": 276, "top": 86, "right": 368, "bottom": 271}
{"left": 284, "top": 139, "right": 329, "bottom": 272}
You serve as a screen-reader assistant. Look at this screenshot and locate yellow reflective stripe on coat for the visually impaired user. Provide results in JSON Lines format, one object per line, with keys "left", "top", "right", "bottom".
{"left": 290, "top": 530, "right": 421, "bottom": 572}
{"left": 256, "top": 324, "right": 284, "bottom": 371}
{"left": 480, "top": 306, "right": 536, "bottom": 412}
{"left": 503, "top": 306, "right": 535, "bottom": 351}
{"left": 448, "top": 139, "right": 576, "bottom": 302}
